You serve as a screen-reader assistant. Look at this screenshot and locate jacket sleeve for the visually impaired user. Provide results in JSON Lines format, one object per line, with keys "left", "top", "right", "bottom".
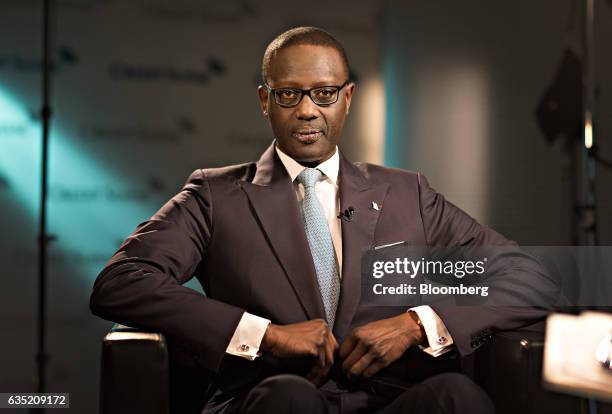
{"left": 416, "top": 173, "right": 562, "bottom": 356}
{"left": 90, "top": 169, "right": 245, "bottom": 372}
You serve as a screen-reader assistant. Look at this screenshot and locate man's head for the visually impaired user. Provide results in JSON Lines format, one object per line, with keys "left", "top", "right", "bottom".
{"left": 258, "top": 27, "right": 355, "bottom": 164}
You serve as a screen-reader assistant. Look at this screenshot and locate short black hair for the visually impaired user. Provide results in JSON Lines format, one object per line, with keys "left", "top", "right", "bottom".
{"left": 261, "top": 26, "right": 351, "bottom": 84}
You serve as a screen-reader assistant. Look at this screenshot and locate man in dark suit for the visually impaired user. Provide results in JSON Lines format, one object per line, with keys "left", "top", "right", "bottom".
{"left": 90, "top": 27, "right": 557, "bottom": 413}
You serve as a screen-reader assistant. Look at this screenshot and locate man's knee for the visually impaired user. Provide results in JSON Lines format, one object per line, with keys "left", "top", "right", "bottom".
{"left": 254, "top": 374, "right": 318, "bottom": 396}
{"left": 240, "top": 374, "right": 328, "bottom": 414}
{"left": 421, "top": 373, "right": 494, "bottom": 414}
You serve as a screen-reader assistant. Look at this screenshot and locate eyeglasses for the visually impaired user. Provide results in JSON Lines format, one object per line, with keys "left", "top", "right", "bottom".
{"left": 265, "top": 81, "right": 350, "bottom": 108}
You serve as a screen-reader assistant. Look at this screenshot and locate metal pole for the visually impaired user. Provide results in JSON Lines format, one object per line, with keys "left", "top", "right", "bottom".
{"left": 580, "top": 0, "right": 597, "bottom": 245}
{"left": 36, "top": 0, "right": 53, "bottom": 400}
{"left": 583, "top": 3, "right": 599, "bottom": 411}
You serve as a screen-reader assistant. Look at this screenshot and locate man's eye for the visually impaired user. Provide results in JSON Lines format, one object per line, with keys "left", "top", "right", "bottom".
{"left": 314, "top": 88, "right": 335, "bottom": 98}
{"left": 278, "top": 90, "right": 298, "bottom": 98}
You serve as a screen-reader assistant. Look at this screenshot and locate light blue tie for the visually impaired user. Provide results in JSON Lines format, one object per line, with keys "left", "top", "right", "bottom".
{"left": 297, "top": 168, "right": 340, "bottom": 328}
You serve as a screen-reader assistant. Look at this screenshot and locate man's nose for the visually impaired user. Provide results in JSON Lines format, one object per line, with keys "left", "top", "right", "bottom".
{"left": 295, "top": 93, "right": 319, "bottom": 121}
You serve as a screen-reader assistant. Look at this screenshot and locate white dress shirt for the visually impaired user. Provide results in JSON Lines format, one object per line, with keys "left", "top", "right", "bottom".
{"left": 225, "top": 145, "right": 453, "bottom": 360}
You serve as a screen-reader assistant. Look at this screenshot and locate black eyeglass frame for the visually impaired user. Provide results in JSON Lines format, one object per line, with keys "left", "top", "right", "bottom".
{"left": 264, "top": 80, "right": 351, "bottom": 108}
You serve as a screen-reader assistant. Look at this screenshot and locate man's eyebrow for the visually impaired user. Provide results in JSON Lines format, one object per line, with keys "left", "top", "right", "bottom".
{"left": 270, "top": 79, "right": 343, "bottom": 88}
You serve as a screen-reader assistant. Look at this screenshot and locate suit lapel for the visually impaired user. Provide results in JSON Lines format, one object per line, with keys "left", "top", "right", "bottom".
{"left": 241, "top": 144, "right": 326, "bottom": 321}
{"left": 334, "top": 155, "right": 389, "bottom": 340}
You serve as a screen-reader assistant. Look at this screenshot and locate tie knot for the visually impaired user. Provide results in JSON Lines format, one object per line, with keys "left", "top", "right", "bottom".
{"left": 297, "top": 168, "right": 322, "bottom": 189}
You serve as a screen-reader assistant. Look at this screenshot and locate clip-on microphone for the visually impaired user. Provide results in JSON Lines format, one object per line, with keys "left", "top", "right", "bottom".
{"left": 337, "top": 206, "right": 355, "bottom": 222}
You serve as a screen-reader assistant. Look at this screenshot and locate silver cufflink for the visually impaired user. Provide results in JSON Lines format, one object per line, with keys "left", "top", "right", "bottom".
{"left": 371, "top": 202, "right": 379, "bottom": 211}
{"left": 238, "top": 344, "right": 250, "bottom": 352}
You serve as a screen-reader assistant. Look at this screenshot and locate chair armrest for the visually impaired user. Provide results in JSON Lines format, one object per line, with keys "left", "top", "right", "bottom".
{"left": 100, "top": 324, "right": 169, "bottom": 414}
{"left": 473, "top": 321, "right": 582, "bottom": 414}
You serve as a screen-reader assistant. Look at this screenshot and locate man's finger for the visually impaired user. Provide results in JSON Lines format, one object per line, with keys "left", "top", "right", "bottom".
{"left": 306, "top": 365, "right": 319, "bottom": 380}
{"left": 342, "top": 341, "right": 367, "bottom": 372}
{"left": 330, "top": 332, "right": 339, "bottom": 352}
{"left": 317, "top": 343, "right": 326, "bottom": 367}
{"left": 306, "top": 365, "right": 321, "bottom": 384}
{"left": 306, "top": 364, "right": 331, "bottom": 386}
{"left": 325, "top": 334, "right": 335, "bottom": 366}
{"left": 339, "top": 334, "right": 357, "bottom": 359}
{"left": 347, "top": 352, "right": 374, "bottom": 378}
{"left": 362, "top": 360, "right": 386, "bottom": 379}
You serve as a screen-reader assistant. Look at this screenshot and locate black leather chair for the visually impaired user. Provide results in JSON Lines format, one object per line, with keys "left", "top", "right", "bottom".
{"left": 100, "top": 325, "right": 170, "bottom": 414}
{"left": 100, "top": 324, "right": 212, "bottom": 414}
{"left": 472, "top": 322, "right": 583, "bottom": 414}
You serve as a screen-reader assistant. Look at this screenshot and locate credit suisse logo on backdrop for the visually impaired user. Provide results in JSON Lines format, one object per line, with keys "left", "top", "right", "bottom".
{"left": 0, "top": 46, "right": 78, "bottom": 74}
{"left": 78, "top": 117, "right": 198, "bottom": 145}
{"left": 50, "top": 175, "right": 169, "bottom": 203}
{"left": 108, "top": 57, "right": 226, "bottom": 85}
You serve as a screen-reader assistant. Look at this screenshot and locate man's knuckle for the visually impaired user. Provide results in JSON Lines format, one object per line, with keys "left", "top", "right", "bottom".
{"left": 371, "top": 348, "right": 384, "bottom": 359}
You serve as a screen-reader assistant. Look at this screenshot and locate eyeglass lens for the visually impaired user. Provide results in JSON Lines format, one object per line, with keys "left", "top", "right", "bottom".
{"left": 274, "top": 86, "right": 340, "bottom": 107}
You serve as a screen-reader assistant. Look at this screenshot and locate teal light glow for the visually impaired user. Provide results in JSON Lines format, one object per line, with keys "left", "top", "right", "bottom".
{"left": 0, "top": 84, "right": 160, "bottom": 286}
{"left": 383, "top": 53, "right": 403, "bottom": 168}
{"left": 0, "top": 87, "right": 41, "bottom": 215}
{"left": 382, "top": 0, "right": 412, "bottom": 169}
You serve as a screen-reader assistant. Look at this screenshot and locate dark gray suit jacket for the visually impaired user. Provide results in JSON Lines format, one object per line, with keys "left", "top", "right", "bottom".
{"left": 90, "top": 143, "right": 557, "bottom": 410}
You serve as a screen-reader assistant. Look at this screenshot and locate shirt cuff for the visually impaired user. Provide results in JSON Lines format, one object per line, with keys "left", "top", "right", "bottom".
{"left": 225, "top": 312, "right": 271, "bottom": 361}
{"left": 409, "top": 306, "right": 454, "bottom": 357}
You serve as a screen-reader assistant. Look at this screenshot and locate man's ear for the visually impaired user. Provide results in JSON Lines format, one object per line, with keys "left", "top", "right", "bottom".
{"left": 258, "top": 85, "right": 269, "bottom": 118}
{"left": 344, "top": 82, "right": 355, "bottom": 115}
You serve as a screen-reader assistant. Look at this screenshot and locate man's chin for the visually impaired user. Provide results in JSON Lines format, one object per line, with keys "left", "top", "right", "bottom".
{"left": 279, "top": 141, "right": 334, "bottom": 164}
{"left": 292, "top": 149, "right": 333, "bottom": 164}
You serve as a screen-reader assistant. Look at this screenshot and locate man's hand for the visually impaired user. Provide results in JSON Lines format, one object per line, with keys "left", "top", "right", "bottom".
{"left": 260, "top": 319, "right": 338, "bottom": 385}
{"left": 339, "top": 312, "right": 425, "bottom": 380}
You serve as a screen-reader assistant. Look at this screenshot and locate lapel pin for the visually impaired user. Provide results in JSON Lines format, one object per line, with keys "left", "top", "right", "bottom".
{"left": 371, "top": 202, "right": 380, "bottom": 211}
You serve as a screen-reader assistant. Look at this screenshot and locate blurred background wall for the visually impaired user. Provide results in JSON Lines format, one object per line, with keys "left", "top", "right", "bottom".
{"left": 384, "top": 0, "right": 612, "bottom": 244}
{"left": 0, "top": 0, "right": 610, "bottom": 412}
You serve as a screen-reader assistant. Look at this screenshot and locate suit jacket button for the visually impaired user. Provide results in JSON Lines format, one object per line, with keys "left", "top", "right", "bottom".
{"left": 238, "top": 344, "right": 250, "bottom": 352}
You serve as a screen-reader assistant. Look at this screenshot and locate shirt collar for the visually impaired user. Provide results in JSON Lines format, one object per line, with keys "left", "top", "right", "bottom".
{"left": 275, "top": 144, "right": 339, "bottom": 185}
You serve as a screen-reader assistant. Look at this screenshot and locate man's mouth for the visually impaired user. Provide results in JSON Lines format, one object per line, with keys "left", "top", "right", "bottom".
{"left": 292, "top": 129, "right": 323, "bottom": 143}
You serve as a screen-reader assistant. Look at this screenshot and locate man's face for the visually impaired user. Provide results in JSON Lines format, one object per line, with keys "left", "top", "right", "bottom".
{"left": 258, "top": 45, "right": 355, "bottom": 163}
